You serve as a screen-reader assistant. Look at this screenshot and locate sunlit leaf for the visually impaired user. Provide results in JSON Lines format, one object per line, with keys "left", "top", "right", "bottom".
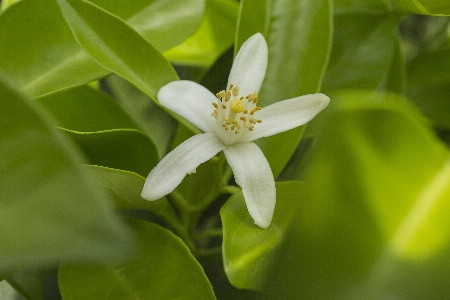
{"left": 262, "top": 90, "right": 450, "bottom": 299}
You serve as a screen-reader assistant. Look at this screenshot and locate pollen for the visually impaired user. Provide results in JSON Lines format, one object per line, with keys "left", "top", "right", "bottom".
{"left": 212, "top": 84, "right": 263, "bottom": 136}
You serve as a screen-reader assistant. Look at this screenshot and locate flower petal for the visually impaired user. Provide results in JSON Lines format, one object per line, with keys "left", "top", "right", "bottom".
{"left": 158, "top": 80, "right": 217, "bottom": 133}
{"left": 224, "top": 142, "right": 275, "bottom": 229}
{"left": 227, "top": 33, "right": 268, "bottom": 97}
{"left": 142, "top": 133, "right": 226, "bottom": 200}
{"left": 245, "top": 93, "right": 330, "bottom": 141}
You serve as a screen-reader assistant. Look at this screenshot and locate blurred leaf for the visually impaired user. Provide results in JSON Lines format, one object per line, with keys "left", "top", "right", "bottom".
{"left": 59, "top": 219, "right": 216, "bottom": 300}
{"left": 165, "top": 0, "right": 239, "bottom": 66}
{"left": 236, "top": 0, "right": 332, "bottom": 178}
{"left": 0, "top": 74, "right": 130, "bottom": 275}
{"left": 36, "top": 85, "right": 140, "bottom": 132}
{"left": 407, "top": 48, "right": 450, "bottom": 129}
{"left": 333, "top": 0, "right": 392, "bottom": 13}
{"left": 322, "top": 13, "right": 404, "bottom": 93}
{"left": 86, "top": 166, "right": 180, "bottom": 226}
{"left": 221, "top": 181, "right": 304, "bottom": 290}
{"left": 106, "top": 75, "right": 177, "bottom": 158}
{"left": 392, "top": 0, "right": 450, "bottom": 15}
{"left": 262, "top": 90, "right": 450, "bottom": 299}
{"left": 6, "top": 270, "right": 43, "bottom": 300}
{"left": 63, "top": 129, "right": 159, "bottom": 177}
{"left": 0, "top": 0, "right": 202, "bottom": 97}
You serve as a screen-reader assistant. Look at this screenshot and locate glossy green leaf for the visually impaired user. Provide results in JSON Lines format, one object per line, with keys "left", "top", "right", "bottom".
{"left": 262, "top": 90, "right": 450, "bottom": 299}
{"left": 57, "top": 0, "right": 178, "bottom": 101}
{"left": 105, "top": 75, "right": 177, "bottom": 158}
{"left": 236, "top": 0, "right": 332, "bottom": 178}
{"left": 221, "top": 181, "right": 305, "bottom": 290}
{"left": 89, "top": 0, "right": 205, "bottom": 52}
{"left": 165, "top": 0, "right": 239, "bottom": 66}
{"left": 0, "top": 75, "right": 130, "bottom": 275}
{"left": 407, "top": 48, "right": 450, "bottom": 129}
{"left": 36, "top": 85, "right": 140, "bottom": 132}
{"left": 86, "top": 166, "right": 180, "bottom": 226}
{"left": 59, "top": 219, "right": 216, "bottom": 300}
{"left": 0, "top": 0, "right": 203, "bottom": 97}
{"left": 63, "top": 129, "right": 158, "bottom": 177}
{"left": 322, "top": 12, "right": 404, "bottom": 93}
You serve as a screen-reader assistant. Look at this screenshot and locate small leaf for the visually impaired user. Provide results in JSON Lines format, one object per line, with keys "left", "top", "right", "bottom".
{"left": 86, "top": 166, "right": 180, "bottom": 226}
{"left": 220, "top": 181, "right": 305, "bottom": 290}
{"left": 62, "top": 129, "right": 159, "bottom": 177}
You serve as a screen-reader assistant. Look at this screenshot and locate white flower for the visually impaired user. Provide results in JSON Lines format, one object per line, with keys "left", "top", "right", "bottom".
{"left": 141, "top": 33, "right": 329, "bottom": 229}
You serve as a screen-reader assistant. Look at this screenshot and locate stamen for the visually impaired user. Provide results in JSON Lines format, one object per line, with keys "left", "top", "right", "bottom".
{"left": 212, "top": 102, "right": 218, "bottom": 108}
{"left": 232, "top": 86, "right": 239, "bottom": 97}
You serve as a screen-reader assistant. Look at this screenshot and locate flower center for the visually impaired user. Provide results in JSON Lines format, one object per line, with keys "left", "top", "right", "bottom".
{"left": 211, "top": 84, "right": 262, "bottom": 135}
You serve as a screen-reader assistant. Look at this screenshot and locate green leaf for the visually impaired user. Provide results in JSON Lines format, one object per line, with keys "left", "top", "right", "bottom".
{"left": 236, "top": 0, "right": 332, "bottom": 178}
{"left": 57, "top": 0, "right": 178, "bottom": 101}
{"left": 0, "top": 74, "right": 130, "bottom": 275}
{"left": 262, "top": 90, "right": 450, "bottom": 299}
{"left": 165, "top": 0, "right": 239, "bottom": 66}
{"left": 59, "top": 219, "right": 216, "bottom": 300}
{"left": 62, "top": 129, "right": 159, "bottom": 177}
{"left": 392, "top": 0, "right": 450, "bottom": 15}
{"left": 0, "top": 0, "right": 203, "bottom": 97}
{"left": 322, "top": 12, "right": 404, "bottom": 93}
{"left": 86, "top": 166, "right": 180, "bottom": 226}
{"left": 220, "top": 181, "right": 305, "bottom": 290}
{"left": 105, "top": 75, "right": 177, "bottom": 158}
{"left": 89, "top": 0, "right": 205, "bottom": 52}
{"left": 36, "top": 85, "right": 140, "bottom": 132}
{"left": 6, "top": 270, "right": 43, "bottom": 300}
{"left": 407, "top": 48, "right": 450, "bottom": 129}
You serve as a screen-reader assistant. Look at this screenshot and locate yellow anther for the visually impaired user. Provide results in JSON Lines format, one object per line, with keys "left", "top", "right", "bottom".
{"left": 249, "top": 126, "right": 254, "bottom": 131}
{"left": 245, "top": 121, "right": 250, "bottom": 127}
{"left": 243, "top": 110, "right": 248, "bottom": 114}
{"left": 231, "top": 120, "right": 237, "bottom": 124}
{"left": 240, "top": 117, "right": 247, "bottom": 121}
{"left": 230, "top": 99, "right": 245, "bottom": 113}
{"left": 212, "top": 102, "right": 218, "bottom": 108}
{"left": 229, "top": 84, "right": 234, "bottom": 90}
{"left": 221, "top": 104, "right": 227, "bottom": 109}
{"left": 257, "top": 119, "right": 262, "bottom": 123}
{"left": 232, "top": 86, "right": 239, "bottom": 97}
{"left": 250, "top": 118, "right": 257, "bottom": 124}
{"left": 225, "top": 90, "right": 231, "bottom": 102}
{"left": 223, "top": 116, "right": 229, "bottom": 121}
{"left": 235, "top": 129, "right": 240, "bottom": 134}
{"left": 211, "top": 110, "right": 218, "bottom": 118}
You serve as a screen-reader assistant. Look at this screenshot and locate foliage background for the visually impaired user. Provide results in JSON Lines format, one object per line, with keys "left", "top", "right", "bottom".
{"left": 1, "top": 0, "right": 450, "bottom": 299}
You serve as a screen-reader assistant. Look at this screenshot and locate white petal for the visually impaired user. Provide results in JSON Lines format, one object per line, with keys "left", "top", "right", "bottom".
{"left": 227, "top": 33, "right": 268, "bottom": 97}
{"left": 245, "top": 93, "right": 330, "bottom": 141}
{"left": 224, "top": 142, "right": 275, "bottom": 229}
{"left": 158, "top": 80, "right": 217, "bottom": 133}
{"left": 142, "top": 133, "right": 226, "bottom": 200}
